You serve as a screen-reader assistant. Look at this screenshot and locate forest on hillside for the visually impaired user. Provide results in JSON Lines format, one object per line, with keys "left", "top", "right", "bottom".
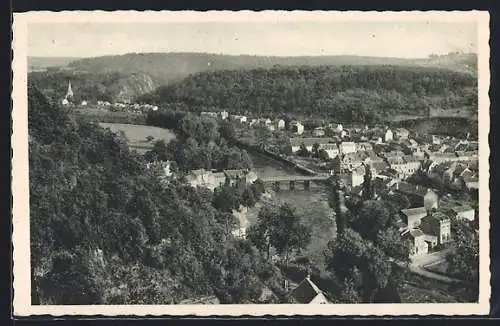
{"left": 28, "top": 83, "right": 289, "bottom": 305}
{"left": 140, "top": 65, "right": 477, "bottom": 124}
{"left": 28, "top": 81, "right": 479, "bottom": 304}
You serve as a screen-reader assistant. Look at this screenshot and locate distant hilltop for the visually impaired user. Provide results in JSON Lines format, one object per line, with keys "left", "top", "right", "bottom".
{"left": 28, "top": 51, "right": 478, "bottom": 76}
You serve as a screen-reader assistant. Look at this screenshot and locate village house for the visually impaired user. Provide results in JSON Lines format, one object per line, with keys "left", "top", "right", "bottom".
{"left": 370, "top": 160, "right": 390, "bottom": 176}
{"left": 454, "top": 141, "right": 470, "bottom": 152}
{"left": 342, "top": 165, "right": 366, "bottom": 188}
{"left": 223, "top": 169, "right": 258, "bottom": 186}
{"left": 328, "top": 123, "right": 343, "bottom": 133}
{"left": 402, "top": 228, "right": 429, "bottom": 257}
{"left": 462, "top": 174, "right": 479, "bottom": 192}
{"left": 425, "top": 152, "right": 460, "bottom": 164}
{"left": 341, "top": 151, "right": 368, "bottom": 170}
{"left": 289, "top": 275, "right": 331, "bottom": 304}
{"left": 386, "top": 156, "right": 408, "bottom": 175}
{"left": 340, "top": 141, "right": 357, "bottom": 155}
{"left": 455, "top": 150, "right": 479, "bottom": 162}
{"left": 312, "top": 127, "right": 326, "bottom": 137}
{"left": 394, "top": 182, "right": 439, "bottom": 209}
{"left": 401, "top": 207, "right": 428, "bottom": 228}
{"left": 394, "top": 128, "right": 410, "bottom": 140}
{"left": 231, "top": 227, "right": 247, "bottom": 239}
{"left": 420, "top": 212, "right": 452, "bottom": 245}
{"left": 319, "top": 143, "right": 340, "bottom": 159}
{"left": 431, "top": 135, "right": 442, "bottom": 145}
{"left": 356, "top": 142, "right": 373, "bottom": 152}
{"left": 231, "top": 114, "right": 248, "bottom": 123}
{"left": 402, "top": 155, "right": 422, "bottom": 175}
{"left": 290, "top": 121, "right": 305, "bottom": 135}
{"left": 289, "top": 137, "right": 336, "bottom": 153}
{"left": 146, "top": 160, "right": 172, "bottom": 177}
{"left": 201, "top": 111, "right": 218, "bottom": 119}
{"left": 384, "top": 128, "right": 394, "bottom": 142}
{"left": 276, "top": 119, "right": 286, "bottom": 130}
{"left": 379, "top": 168, "right": 401, "bottom": 180}
{"left": 186, "top": 169, "right": 227, "bottom": 190}
{"left": 451, "top": 205, "right": 476, "bottom": 222}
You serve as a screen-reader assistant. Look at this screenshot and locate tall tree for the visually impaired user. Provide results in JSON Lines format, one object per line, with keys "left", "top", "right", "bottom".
{"left": 362, "top": 163, "right": 373, "bottom": 201}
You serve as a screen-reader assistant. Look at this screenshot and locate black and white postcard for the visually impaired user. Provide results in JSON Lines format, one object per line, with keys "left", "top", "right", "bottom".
{"left": 12, "top": 10, "right": 490, "bottom": 316}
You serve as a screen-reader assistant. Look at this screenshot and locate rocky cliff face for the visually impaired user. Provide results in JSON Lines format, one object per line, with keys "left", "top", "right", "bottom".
{"left": 113, "top": 73, "right": 158, "bottom": 103}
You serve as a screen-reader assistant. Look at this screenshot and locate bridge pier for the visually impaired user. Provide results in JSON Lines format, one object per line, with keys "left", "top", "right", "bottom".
{"left": 289, "top": 181, "right": 295, "bottom": 191}
{"left": 304, "top": 180, "right": 310, "bottom": 191}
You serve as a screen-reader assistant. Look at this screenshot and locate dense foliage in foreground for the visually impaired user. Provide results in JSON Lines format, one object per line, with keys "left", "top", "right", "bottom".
{"left": 29, "top": 84, "right": 286, "bottom": 304}
{"left": 140, "top": 65, "right": 477, "bottom": 123}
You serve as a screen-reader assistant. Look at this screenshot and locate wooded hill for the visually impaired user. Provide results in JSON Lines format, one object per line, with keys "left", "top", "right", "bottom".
{"left": 140, "top": 65, "right": 477, "bottom": 124}
{"left": 28, "top": 82, "right": 287, "bottom": 305}
{"left": 28, "top": 52, "right": 477, "bottom": 104}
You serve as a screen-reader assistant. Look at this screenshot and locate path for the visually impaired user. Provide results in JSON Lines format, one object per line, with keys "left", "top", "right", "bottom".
{"left": 395, "top": 248, "right": 472, "bottom": 285}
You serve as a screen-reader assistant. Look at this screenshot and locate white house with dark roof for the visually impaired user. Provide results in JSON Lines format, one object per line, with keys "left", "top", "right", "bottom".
{"left": 319, "top": 143, "right": 340, "bottom": 159}
{"left": 312, "top": 127, "right": 326, "bottom": 137}
{"left": 289, "top": 137, "right": 335, "bottom": 153}
{"left": 340, "top": 141, "right": 357, "bottom": 154}
{"left": 291, "top": 121, "right": 305, "bottom": 135}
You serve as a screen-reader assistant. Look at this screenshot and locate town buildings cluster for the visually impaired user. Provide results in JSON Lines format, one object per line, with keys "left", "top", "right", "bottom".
{"left": 60, "top": 80, "right": 159, "bottom": 113}
{"left": 144, "top": 109, "right": 478, "bottom": 264}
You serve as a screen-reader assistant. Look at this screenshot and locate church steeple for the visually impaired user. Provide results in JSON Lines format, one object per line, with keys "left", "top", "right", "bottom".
{"left": 65, "top": 81, "right": 74, "bottom": 99}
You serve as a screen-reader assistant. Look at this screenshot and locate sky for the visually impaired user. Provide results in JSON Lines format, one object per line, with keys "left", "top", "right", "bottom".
{"left": 27, "top": 21, "right": 478, "bottom": 59}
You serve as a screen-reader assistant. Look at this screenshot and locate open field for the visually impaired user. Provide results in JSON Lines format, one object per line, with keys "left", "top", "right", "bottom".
{"left": 99, "top": 123, "right": 176, "bottom": 153}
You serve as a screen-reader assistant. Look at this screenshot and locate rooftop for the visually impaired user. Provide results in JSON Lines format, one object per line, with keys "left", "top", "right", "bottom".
{"left": 423, "top": 234, "right": 438, "bottom": 243}
{"left": 430, "top": 212, "right": 450, "bottom": 221}
{"left": 451, "top": 204, "right": 474, "bottom": 213}
{"left": 320, "top": 143, "right": 339, "bottom": 151}
{"left": 290, "top": 137, "right": 335, "bottom": 147}
{"left": 224, "top": 169, "right": 248, "bottom": 178}
{"left": 402, "top": 228, "right": 425, "bottom": 238}
{"left": 290, "top": 277, "right": 326, "bottom": 304}
{"left": 401, "top": 207, "right": 428, "bottom": 217}
{"left": 395, "top": 181, "right": 436, "bottom": 197}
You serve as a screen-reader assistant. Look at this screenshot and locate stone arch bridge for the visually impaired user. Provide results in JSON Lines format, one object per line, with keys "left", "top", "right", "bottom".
{"left": 260, "top": 174, "right": 331, "bottom": 191}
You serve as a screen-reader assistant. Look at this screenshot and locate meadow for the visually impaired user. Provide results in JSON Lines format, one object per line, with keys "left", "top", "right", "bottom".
{"left": 99, "top": 123, "right": 176, "bottom": 153}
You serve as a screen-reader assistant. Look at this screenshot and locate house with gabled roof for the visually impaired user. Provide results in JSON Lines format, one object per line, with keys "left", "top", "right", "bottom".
{"left": 289, "top": 137, "right": 336, "bottom": 153}
{"left": 420, "top": 212, "right": 452, "bottom": 245}
{"left": 394, "top": 182, "right": 439, "bottom": 208}
{"left": 401, "top": 228, "right": 428, "bottom": 257}
{"left": 289, "top": 275, "right": 331, "bottom": 304}
{"left": 401, "top": 207, "right": 428, "bottom": 228}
